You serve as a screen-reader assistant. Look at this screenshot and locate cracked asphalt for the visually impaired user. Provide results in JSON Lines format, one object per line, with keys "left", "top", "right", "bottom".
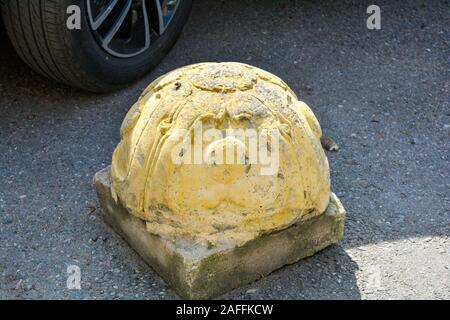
{"left": 0, "top": 0, "right": 449, "bottom": 300}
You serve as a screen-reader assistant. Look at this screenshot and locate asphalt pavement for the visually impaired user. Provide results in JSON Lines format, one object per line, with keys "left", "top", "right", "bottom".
{"left": 0, "top": 0, "right": 449, "bottom": 299}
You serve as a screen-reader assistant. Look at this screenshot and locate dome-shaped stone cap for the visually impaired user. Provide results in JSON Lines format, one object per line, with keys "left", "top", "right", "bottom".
{"left": 111, "top": 62, "right": 330, "bottom": 246}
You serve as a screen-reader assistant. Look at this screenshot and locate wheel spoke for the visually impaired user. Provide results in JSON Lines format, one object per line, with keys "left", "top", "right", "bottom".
{"left": 155, "top": 0, "right": 179, "bottom": 35}
{"left": 141, "top": 0, "right": 151, "bottom": 49}
{"left": 87, "top": 0, "right": 180, "bottom": 58}
{"left": 87, "top": 0, "right": 119, "bottom": 31}
{"left": 102, "top": 0, "right": 133, "bottom": 47}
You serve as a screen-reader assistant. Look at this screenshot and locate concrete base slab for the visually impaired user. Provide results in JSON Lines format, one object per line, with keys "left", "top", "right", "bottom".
{"left": 94, "top": 167, "right": 346, "bottom": 299}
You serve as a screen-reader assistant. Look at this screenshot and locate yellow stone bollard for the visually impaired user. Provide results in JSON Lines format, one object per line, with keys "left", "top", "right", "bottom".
{"left": 94, "top": 62, "right": 345, "bottom": 299}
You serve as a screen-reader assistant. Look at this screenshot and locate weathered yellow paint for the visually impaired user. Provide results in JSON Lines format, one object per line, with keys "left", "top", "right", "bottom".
{"left": 111, "top": 62, "right": 330, "bottom": 246}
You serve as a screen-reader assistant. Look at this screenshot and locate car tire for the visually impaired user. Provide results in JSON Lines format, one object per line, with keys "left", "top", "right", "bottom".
{"left": 0, "top": 0, "right": 192, "bottom": 92}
